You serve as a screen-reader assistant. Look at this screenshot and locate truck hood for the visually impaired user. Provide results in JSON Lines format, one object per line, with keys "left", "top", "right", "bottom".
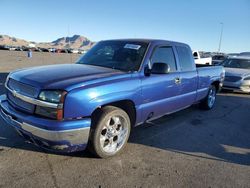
{"left": 9, "top": 64, "right": 127, "bottom": 91}
{"left": 225, "top": 67, "right": 250, "bottom": 77}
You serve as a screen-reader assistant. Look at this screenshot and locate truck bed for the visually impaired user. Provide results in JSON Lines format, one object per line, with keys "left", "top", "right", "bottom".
{"left": 195, "top": 65, "right": 224, "bottom": 101}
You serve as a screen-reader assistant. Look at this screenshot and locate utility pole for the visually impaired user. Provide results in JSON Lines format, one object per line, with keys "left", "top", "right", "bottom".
{"left": 218, "top": 22, "right": 224, "bottom": 53}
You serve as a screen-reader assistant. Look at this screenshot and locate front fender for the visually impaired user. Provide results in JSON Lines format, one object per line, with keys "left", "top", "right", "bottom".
{"left": 63, "top": 78, "right": 141, "bottom": 119}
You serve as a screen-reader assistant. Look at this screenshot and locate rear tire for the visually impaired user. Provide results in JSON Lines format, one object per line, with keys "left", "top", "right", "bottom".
{"left": 200, "top": 85, "right": 217, "bottom": 110}
{"left": 88, "top": 106, "right": 131, "bottom": 158}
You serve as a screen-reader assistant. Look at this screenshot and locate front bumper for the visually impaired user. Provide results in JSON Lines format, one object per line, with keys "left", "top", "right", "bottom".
{"left": 223, "top": 80, "right": 250, "bottom": 93}
{"left": 0, "top": 94, "right": 91, "bottom": 152}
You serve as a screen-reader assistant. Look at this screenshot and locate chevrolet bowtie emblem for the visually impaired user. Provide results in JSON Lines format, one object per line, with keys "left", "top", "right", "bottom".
{"left": 12, "top": 90, "right": 17, "bottom": 97}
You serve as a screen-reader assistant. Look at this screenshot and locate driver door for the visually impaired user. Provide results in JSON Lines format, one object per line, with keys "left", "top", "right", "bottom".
{"left": 140, "top": 46, "right": 182, "bottom": 121}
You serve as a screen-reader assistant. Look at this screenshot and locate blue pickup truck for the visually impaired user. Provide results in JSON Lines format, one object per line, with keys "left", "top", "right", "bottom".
{"left": 0, "top": 39, "right": 225, "bottom": 158}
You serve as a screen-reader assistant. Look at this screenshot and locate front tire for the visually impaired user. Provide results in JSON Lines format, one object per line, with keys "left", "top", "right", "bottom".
{"left": 88, "top": 106, "right": 131, "bottom": 158}
{"left": 200, "top": 85, "right": 217, "bottom": 110}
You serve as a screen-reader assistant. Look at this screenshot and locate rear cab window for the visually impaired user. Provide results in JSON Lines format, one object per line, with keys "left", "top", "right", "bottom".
{"left": 193, "top": 52, "right": 198, "bottom": 59}
{"left": 176, "top": 46, "right": 195, "bottom": 71}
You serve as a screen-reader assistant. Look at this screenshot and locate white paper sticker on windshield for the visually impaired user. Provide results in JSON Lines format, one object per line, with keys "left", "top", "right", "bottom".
{"left": 124, "top": 44, "right": 141, "bottom": 50}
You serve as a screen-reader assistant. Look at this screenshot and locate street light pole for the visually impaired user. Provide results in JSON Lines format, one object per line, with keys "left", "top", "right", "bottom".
{"left": 218, "top": 22, "right": 224, "bottom": 53}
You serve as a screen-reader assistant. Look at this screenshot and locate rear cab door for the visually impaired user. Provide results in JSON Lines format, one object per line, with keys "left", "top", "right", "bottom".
{"left": 175, "top": 45, "right": 198, "bottom": 107}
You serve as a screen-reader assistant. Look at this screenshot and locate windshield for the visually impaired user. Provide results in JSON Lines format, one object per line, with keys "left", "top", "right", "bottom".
{"left": 76, "top": 40, "right": 149, "bottom": 72}
{"left": 222, "top": 59, "right": 250, "bottom": 69}
{"left": 212, "top": 55, "right": 226, "bottom": 60}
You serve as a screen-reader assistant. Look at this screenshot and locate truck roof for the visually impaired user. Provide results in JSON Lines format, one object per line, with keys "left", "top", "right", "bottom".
{"left": 101, "top": 38, "right": 189, "bottom": 47}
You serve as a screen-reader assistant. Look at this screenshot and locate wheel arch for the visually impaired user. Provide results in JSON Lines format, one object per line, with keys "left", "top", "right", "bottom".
{"left": 91, "top": 99, "right": 137, "bottom": 127}
{"left": 211, "top": 80, "right": 221, "bottom": 92}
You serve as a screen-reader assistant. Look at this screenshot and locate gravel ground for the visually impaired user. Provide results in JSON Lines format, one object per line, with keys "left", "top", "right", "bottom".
{"left": 0, "top": 50, "right": 249, "bottom": 188}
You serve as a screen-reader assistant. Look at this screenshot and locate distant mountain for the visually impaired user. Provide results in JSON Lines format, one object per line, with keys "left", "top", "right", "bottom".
{"left": 51, "top": 35, "right": 94, "bottom": 49}
{"left": 0, "top": 35, "right": 30, "bottom": 46}
{"left": 0, "top": 34, "right": 94, "bottom": 50}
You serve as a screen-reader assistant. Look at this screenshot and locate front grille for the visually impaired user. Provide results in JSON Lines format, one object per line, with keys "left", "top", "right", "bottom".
{"left": 8, "top": 78, "right": 38, "bottom": 98}
{"left": 224, "top": 76, "right": 242, "bottom": 82}
{"left": 7, "top": 92, "right": 35, "bottom": 113}
{"left": 6, "top": 79, "right": 38, "bottom": 113}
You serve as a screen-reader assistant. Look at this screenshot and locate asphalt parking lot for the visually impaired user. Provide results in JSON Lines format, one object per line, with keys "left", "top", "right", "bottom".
{"left": 0, "top": 52, "right": 250, "bottom": 188}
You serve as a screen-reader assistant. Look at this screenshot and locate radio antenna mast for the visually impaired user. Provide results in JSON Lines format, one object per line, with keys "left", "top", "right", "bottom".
{"left": 218, "top": 22, "right": 224, "bottom": 53}
{"left": 68, "top": 24, "right": 72, "bottom": 63}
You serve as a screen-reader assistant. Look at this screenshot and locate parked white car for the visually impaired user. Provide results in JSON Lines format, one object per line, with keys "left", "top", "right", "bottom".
{"left": 193, "top": 51, "right": 212, "bottom": 65}
{"left": 69, "top": 49, "right": 79, "bottom": 54}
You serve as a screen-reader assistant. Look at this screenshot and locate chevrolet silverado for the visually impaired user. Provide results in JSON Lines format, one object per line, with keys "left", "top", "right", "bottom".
{"left": 0, "top": 39, "right": 225, "bottom": 158}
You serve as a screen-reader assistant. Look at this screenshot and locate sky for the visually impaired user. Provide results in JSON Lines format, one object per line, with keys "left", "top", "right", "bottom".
{"left": 0, "top": 0, "right": 250, "bottom": 53}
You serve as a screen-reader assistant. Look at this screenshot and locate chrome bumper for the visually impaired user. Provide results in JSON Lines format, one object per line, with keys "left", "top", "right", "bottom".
{"left": 223, "top": 80, "right": 250, "bottom": 93}
{"left": 0, "top": 94, "right": 91, "bottom": 152}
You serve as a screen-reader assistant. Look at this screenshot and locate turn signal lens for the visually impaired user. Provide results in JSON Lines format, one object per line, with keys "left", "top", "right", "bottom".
{"left": 56, "top": 91, "right": 67, "bottom": 120}
{"left": 56, "top": 109, "right": 64, "bottom": 120}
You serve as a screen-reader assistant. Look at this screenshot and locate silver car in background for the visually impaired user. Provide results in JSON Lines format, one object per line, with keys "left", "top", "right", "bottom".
{"left": 222, "top": 56, "right": 250, "bottom": 93}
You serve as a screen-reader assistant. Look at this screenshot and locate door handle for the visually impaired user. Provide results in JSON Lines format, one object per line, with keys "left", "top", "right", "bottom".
{"left": 175, "top": 77, "right": 181, "bottom": 84}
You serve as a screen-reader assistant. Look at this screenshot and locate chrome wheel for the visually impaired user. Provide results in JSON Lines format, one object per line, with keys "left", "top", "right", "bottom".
{"left": 99, "top": 115, "right": 128, "bottom": 154}
{"left": 208, "top": 87, "right": 216, "bottom": 108}
{"left": 89, "top": 106, "right": 131, "bottom": 158}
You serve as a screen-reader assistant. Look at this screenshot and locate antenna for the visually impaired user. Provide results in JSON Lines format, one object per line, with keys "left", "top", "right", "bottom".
{"left": 67, "top": 24, "right": 72, "bottom": 63}
{"left": 218, "top": 22, "right": 224, "bottom": 53}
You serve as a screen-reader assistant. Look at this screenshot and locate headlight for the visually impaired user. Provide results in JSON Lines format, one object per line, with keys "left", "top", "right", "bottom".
{"left": 36, "top": 90, "right": 67, "bottom": 120}
{"left": 38, "top": 90, "right": 63, "bottom": 103}
{"left": 244, "top": 77, "right": 250, "bottom": 80}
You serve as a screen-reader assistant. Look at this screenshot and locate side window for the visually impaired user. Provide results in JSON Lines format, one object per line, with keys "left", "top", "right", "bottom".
{"left": 151, "top": 46, "right": 177, "bottom": 72}
{"left": 193, "top": 52, "right": 198, "bottom": 59}
{"left": 176, "top": 46, "right": 194, "bottom": 71}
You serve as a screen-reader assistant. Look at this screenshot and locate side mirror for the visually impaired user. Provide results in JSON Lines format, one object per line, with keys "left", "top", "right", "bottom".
{"left": 151, "top": 63, "right": 170, "bottom": 74}
{"left": 144, "top": 66, "right": 151, "bottom": 76}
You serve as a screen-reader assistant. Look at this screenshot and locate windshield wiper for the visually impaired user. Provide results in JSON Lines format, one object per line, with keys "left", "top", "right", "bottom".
{"left": 78, "top": 63, "right": 128, "bottom": 72}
